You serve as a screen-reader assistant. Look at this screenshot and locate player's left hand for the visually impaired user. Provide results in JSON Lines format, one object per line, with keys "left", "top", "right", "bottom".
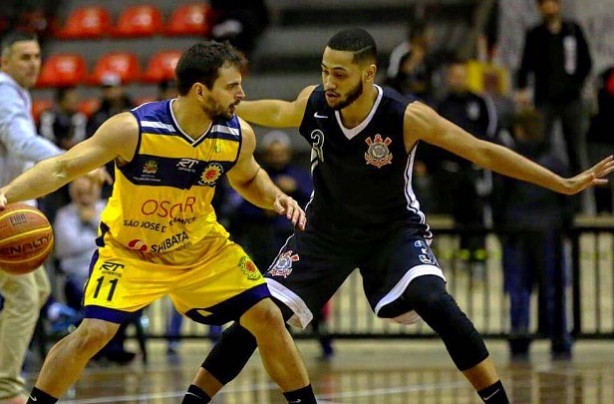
{"left": 273, "top": 193, "right": 307, "bottom": 230}
{"left": 563, "top": 155, "right": 614, "bottom": 195}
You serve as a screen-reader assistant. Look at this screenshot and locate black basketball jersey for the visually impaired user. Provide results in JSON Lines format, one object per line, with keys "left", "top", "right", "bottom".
{"left": 299, "top": 84, "right": 429, "bottom": 236}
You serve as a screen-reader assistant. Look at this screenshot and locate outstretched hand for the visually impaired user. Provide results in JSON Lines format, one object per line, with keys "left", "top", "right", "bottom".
{"left": 563, "top": 155, "right": 614, "bottom": 195}
{"left": 273, "top": 194, "right": 307, "bottom": 231}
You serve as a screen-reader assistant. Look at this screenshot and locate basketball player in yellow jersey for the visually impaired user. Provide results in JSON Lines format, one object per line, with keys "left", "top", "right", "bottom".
{"left": 0, "top": 41, "right": 318, "bottom": 404}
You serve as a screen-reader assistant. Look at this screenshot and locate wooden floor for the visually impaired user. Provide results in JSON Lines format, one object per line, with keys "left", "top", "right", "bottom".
{"left": 23, "top": 339, "right": 614, "bottom": 403}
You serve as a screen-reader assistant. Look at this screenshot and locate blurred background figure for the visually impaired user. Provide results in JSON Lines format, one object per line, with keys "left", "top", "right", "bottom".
{"left": 586, "top": 66, "right": 614, "bottom": 214}
{"left": 54, "top": 177, "right": 140, "bottom": 365}
{"left": 209, "top": 0, "right": 269, "bottom": 60}
{"left": 425, "top": 59, "right": 498, "bottom": 276}
{"left": 157, "top": 78, "right": 178, "bottom": 100}
{"left": 86, "top": 72, "right": 135, "bottom": 199}
{"left": 492, "top": 109, "right": 572, "bottom": 360}
{"left": 38, "top": 86, "right": 86, "bottom": 151}
{"left": 385, "top": 20, "right": 437, "bottom": 105}
{"left": 225, "top": 130, "right": 333, "bottom": 358}
{"left": 227, "top": 130, "right": 312, "bottom": 269}
{"left": 516, "top": 0, "right": 592, "bottom": 178}
{"left": 37, "top": 86, "right": 87, "bottom": 223}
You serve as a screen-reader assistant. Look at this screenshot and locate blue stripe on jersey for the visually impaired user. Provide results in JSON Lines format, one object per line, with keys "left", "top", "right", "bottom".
{"left": 120, "top": 155, "right": 234, "bottom": 189}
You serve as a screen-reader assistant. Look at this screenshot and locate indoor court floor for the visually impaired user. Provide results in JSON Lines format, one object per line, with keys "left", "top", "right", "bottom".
{"left": 24, "top": 339, "right": 614, "bottom": 403}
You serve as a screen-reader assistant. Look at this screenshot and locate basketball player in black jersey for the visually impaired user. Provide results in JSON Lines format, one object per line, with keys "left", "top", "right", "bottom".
{"left": 181, "top": 29, "right": 614, "bottom": 404}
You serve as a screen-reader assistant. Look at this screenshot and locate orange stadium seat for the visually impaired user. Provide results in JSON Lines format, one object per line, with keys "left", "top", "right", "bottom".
{"left": 56, "top": 6, "right": 111, "bottom": 39}
{"left": 90, "top": 52, "right": 142, "bottom": 85}
{"left": 141, "top": 50, "right": 182, "bottom": 83}
{"left": 166, "top": 3, "right": 212, "bottom": 36}
{"left": 31, "top": 98, "right": 53, "bottom": 124}
{"left": 37, "top": 54, "right": 87, "bottom": 87}
{"left": 112, "top": 5, "right": 164, "bottom": 38}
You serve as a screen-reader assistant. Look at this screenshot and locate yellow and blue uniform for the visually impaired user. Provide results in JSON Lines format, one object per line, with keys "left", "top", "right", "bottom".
{"left": 83, "top": 99, "right": 269, "bottom": 325}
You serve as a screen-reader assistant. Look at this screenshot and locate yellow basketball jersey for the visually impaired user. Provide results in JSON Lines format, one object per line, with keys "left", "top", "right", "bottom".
{"left": 99, "top": 100, "right": 241, "bottom": 262}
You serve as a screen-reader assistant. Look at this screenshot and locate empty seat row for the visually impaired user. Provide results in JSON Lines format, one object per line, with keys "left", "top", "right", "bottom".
{"left": 37, "top": 51, "right": 182, "bottom": 87}
{"left": 56, "top": 4, "right": 211, "bottom": 39}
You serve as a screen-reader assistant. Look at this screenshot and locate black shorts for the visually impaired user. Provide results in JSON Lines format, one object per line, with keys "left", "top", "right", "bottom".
{"left": 264, "top": 225, "right": 445, "bottom": 328}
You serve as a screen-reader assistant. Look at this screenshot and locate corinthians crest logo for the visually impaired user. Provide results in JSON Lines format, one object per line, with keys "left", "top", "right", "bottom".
{"left": 200, "top": 162, "right": 224, "bottom": 186}
{"left": 364, "top": 134, "right": 393, "bottom": 168}
{"left": 268, "top": 250, "right": 299, "bottom": 278}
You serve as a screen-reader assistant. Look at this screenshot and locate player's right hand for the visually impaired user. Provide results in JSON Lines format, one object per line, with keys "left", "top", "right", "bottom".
{"left": 273, "top": 193, "right": 307, "bottom": 231}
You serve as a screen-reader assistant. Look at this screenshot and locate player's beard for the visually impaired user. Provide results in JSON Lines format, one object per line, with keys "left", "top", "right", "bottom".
{"left": 332, "top": 80, "right": 363, "bottom": 110}
{"left": 204, "top": 97, "right": 236, "bottom": 121}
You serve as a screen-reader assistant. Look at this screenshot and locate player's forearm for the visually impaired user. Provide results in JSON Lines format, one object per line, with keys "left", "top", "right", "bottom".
{"left": 475, "top": 141, "right": 567, "bottom": 193}
{"left": 236, "top": 100, "right": 290, "bottom": 128}
{"left": 233, "top": 168, "right": 283, "bottom": 210}
{"left": 2, "top": 157, "right": 73, "bottom": 203}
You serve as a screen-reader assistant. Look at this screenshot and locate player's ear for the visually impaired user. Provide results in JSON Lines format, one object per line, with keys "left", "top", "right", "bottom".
{"left": 191, "top": 82, "right": 206, "bottom": 99}
{"left": 365, "top": 64, "right": 377, "bottom": 82}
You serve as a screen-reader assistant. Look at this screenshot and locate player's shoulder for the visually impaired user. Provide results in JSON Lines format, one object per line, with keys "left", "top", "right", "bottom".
{"left": 380, "top": 85, "right": 417, "bottom": 113}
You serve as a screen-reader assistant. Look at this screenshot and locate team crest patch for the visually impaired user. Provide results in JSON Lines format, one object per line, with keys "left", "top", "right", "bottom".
{"left": 239, "top": 256, "right": 261, "bottom": 281}
{"left": 143, "top": 160, "right": 158, "bottom": 174}
{"left": 268, "top": 250, "right": 299, "bottom": 278}
{"left": 200, "top": 162, "right": 224, "bottom": 186}
{"left": 364, "top": 134, "right": 393, "bottom": 168}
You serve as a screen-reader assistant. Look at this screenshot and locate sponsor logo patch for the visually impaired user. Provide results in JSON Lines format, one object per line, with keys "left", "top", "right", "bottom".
{"left": 199, "top": 162, "right": 224, "bottom": 186}
{"left": 239, "top": 256, "right": 261, "bottom": 281}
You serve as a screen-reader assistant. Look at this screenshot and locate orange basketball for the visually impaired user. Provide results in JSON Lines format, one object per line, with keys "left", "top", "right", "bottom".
{"left": 0, "top": 203, "right": 54, "bottom": 275}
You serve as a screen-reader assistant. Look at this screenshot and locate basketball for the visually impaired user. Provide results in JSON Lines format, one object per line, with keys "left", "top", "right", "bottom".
{"left": 0, "top": 203, "right": 54, "bottom": 275}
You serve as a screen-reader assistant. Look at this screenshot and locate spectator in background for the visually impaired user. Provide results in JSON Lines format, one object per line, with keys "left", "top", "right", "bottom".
{"left": 226, "top": 130, "right": 334, "bottom": 358}
{"left": 158, "top": 78, "right": 178, "bottom": 100}
{"left": 227, "top": 130, "right": 312, "bottom": 269}
{"left": 492, "top": 109, "right": 573, "bottom": 360}
{"left": 37, "top": 86, "right": 88, "bottom": 222}
{"left": 87, "top": 73, "right": 135, "bottom": 199}
{"left": 516, "top": 0, "right": 592, "bottom": 176}
{"left": 209, "top": 0, "right": 269, "bottom": 59}
{"left": 87, "top": 73, "right": 135, "bottom": 137}
{"left": 39, "top": 87, "right": 86, "bottom": 151}
{"left": 430, "top": 60, "right": 498, "bottom": 275}
{"left": 53, "top": 177, "right": 137, "bottom": 365}
{"left": 385, "top": 20, "right": 437, "bottom": 105}
{"left": 586, "top": 66, "right": 614, "bottom": 213}
{"left": 0, "top": 31, "right": 60, "bottom": 404}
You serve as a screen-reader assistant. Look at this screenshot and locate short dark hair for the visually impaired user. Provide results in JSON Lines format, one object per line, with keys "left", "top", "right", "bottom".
{"left": 55, "top": 86, "right": 77, "bottom": 103}
{"left": 327, "top": 28, "right": 377, "bottom": 65}
{"left": 1, "top": 31, "right": 38, "bottom": 57}
{"left": 175, "top": 41, "right": 247, "bottom": 96}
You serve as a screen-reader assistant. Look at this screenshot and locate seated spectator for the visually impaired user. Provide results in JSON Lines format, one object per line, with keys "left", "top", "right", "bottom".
{"left": 54, "top": 177, "right": 138, "bottom": 364}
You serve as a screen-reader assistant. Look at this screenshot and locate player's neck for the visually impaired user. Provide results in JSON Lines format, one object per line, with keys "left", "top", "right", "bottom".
{"left": 339, "top": 86, "right": 378, "bottom": 129}
{"left": 172, "top": 97, "right": 213, "bottom": 140}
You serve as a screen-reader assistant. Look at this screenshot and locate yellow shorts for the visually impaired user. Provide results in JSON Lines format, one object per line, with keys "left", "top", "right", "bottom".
{"left": 82, "top": 234, "right": 269, "bottom": 325}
